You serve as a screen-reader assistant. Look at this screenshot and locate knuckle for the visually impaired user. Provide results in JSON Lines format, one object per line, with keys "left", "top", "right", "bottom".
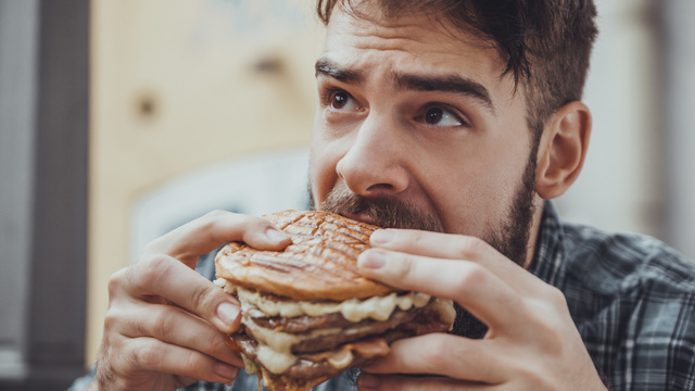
{"left": 239, "top": 216, "right": 271, "bottom": 237}
{"left": 393, "top": 253, "right": 415, "bottom": 279}
{"left": 181, "top": 349, "right": 207, "bottom": 372}
{"left": 526, "top": 306, "right": 565, "bottom": 354}
{"left": 204, "top": 210, "right": 265, "bottom": 241}
{"left": 546, "top": 285, "right": 568, "bottom": 310}
{"left": 204, "top": 209, "right": 239, "bottom": 230}
{"left": 408, "top": 230, "right": 426, "bottom": 245}
{"left": 205, "top": 209, "right": 229, "bottom": 219}
{"left": 135, "top": 254, "right": 172, "bottom": 290}
{"left": 103, "top": 308, "right": 121, "bottom": 332}
{"left": 245, "top": 214, "right": 274, "bottom": 233}
{"left": 456, "top": 236, "right": 488, "bottom": 259}
{"left": 456, "top": 263, "right": 487, "bottom": 293}
{"left": 250, "top": 216, "right": 273, "bottom": 232}
{"left": 201, "top": 209, "right": 232, "bottom": 235}
{"left": 152, "top": 307, "right": 176, "bottom": 340}
{"left": 210, "top": 335, "right": 231, "bottom": 356}
{"left": 107, "top": 268, "right": 128, "bottom": 297}
{"left": 190, "top": 283, "right": 218, "bottom": 314}
{"left": 133, "top": 342, "right": 162, "bottom": 369}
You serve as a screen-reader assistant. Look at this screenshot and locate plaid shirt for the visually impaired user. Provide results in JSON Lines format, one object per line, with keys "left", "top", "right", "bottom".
{"left": 71, "top": 202, "right": 695, "bottom": 391}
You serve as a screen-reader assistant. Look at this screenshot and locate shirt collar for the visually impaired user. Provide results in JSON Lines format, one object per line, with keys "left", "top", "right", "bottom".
{"left": 528, "top": 201, "right": 567, "bottom": 289}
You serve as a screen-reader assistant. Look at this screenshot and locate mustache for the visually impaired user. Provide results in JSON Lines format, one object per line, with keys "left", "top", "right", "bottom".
{"left": 318, "top": 185, "right": 444, "bottom": 232}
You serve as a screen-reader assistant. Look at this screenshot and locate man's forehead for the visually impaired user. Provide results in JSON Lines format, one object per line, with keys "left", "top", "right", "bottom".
{"left": 322, "top": 7, "right": 509, "bottom": 87}
{"left": 325, "top": 6, "right": 476, "bottom": 54}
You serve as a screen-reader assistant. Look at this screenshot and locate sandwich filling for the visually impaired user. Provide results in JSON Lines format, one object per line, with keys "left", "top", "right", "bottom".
{"left": 215, "top": 279, "right": 456, "bottom": 377}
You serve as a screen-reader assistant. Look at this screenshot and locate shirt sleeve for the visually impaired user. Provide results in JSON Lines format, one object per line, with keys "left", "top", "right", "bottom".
{"left": 625, "top": 290, "right": 695, "bottom": 389}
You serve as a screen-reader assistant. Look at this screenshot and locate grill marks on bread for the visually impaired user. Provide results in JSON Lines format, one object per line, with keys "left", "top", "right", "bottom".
{"left": 215, "top": 210, "right": 395, "bottom": 301}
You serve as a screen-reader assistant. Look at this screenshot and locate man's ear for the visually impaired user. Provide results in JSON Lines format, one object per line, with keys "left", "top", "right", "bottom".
{"left": 535, "top": 101, "right": 592, "bottom": 199}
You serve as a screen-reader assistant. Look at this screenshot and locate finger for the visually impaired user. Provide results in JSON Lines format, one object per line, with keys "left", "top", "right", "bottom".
{"left": 361, "top": 333, "right": 502, "bottom": 384}
{"left": 120, "top": 336, "right": 239, "bottom": 384}
{"left": 122, "top": 255, "right": 242, "bottom": 333}
{"left": 115, "top": 302, "right": 243, "bottom": 368}
{"left": 358, "top": 373, "right": 490, "bottom": 391}
{"left": 369, "top": 230, "right": 539, "bottom": 292}
{"left": 143, "top": 210, "right": 291, "bottom": 266}
{"left": 357, "top": 249, "right": 523, "bottom": 330}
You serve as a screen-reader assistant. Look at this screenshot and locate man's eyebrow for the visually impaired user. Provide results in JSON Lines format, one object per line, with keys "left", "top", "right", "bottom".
{"left": 314, "top": 58, "right": 363, "bottom": 84}
{"left": 395, "top": 73, "right": 495, "bottom": 113}
{"left": 314, "top": 58, "right": 494, "bottom": 112}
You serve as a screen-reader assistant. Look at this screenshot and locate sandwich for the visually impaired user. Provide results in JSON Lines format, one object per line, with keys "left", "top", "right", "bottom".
{"left": 214, "top": 209, "right": 456, "bottom": 391}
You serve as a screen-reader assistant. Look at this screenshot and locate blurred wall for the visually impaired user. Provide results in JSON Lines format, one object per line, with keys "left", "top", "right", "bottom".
{"left": 558, "top": 0, "right": 695, "bottom": 259}
{"left": 663, "top": 0, "right": 695, "bottom": 260}
{"left": 557, "top": 0, "right": 662, "bottom": 238}
{"left": 87, "top": 0, "right": 322, "bottom": 364}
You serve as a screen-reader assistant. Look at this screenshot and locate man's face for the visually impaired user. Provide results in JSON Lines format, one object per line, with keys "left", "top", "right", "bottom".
{"left": 309, "top": 6, "right": 538, "bottom": 265}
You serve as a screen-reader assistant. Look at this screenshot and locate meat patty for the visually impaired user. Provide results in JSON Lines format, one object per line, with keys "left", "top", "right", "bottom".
{"left": 238, "top": 307, "right": 449, "bottom": 379}
{"left": 245, "top": 291, "right": 434, "bottom": 335}
{"left": 248, "top": 309, "right": 353, "bottom": 333}
{"left": 234, "top": 313, "right": 450, "bottom": 381}
{"left": 235, "top": 333, "right": 388, "bottom": 380}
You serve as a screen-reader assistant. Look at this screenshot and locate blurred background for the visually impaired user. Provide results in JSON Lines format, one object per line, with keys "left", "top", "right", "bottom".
{"left": 0, "top": 0, "right": 693, "bottom": 389}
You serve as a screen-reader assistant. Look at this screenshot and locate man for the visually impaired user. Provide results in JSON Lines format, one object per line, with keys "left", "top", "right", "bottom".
{"left": 73, "top": 0, "right": 695, "bottom": 390}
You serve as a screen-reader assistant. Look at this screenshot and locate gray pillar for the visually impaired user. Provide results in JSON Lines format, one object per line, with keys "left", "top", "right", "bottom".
{"left": 662, "top": 1, "right": 695, "bottom": 259}
{"left": 0, "top": 0, "right": 39, "bottom": 382}
{"left": 0, "top": 0, "right": 89, "bottom": 389}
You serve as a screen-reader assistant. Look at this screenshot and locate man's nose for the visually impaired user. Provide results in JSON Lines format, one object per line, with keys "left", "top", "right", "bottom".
{"left": 335, "top": 116, "right": 409, "bottom": 197}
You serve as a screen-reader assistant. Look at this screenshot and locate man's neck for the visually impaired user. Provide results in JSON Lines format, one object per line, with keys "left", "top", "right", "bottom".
{"left": 523, "top": 196, "right": 546, "bottom": 269}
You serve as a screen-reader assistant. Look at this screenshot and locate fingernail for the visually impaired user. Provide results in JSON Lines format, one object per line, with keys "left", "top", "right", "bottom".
{"left": 216, "top": 302, "right": 239, "bottom": 325}
{"left": 265, "top": 228, "right": 289, "bottom": 243}
{"left": 359, "top": 374, "right": 381, "bottom": 389}
{"left": 370, "top": 229, "right": 392, "bottom": 245}
{"left": 214, "top": 362, "right": 238, "bottom": 380}
{"left": 359, "top": 250, "right": 387, "bottom": 269}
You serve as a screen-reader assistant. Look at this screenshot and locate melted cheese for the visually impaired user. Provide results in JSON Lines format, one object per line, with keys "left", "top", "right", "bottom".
{"left": 215, "top": 279, "right": 452, "bottom": 375}
{"left": 241, "top": 298, "right": 453, "bottom": 375}
{"left": 244, "top": 317, "right": 300, "bottom": 352}
{"left": 236, "top": 286, "right": 431, "bottom": 322}
{"left": 251, "top": 336, "right": 370, "bottom": 375}
{"left": 327, "top": 349, "right": 353, "bottom": 370}
{"left": 242, "top": 316, "right": 372, "bottom": 374}
{"left": 256, "top": 344, "right": 297, "bottom": 375}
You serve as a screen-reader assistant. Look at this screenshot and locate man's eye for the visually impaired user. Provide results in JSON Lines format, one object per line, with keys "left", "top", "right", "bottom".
{"left": 422, "top": 106, "right": 464, "bottom": 127}
{"left": 328, "top": 90, "right": 358, "bottom": 111}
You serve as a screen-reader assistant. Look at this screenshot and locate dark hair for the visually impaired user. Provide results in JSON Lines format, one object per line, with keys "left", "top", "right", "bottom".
{"left": 316, "top": 0, "right": 598, "bottom": 135}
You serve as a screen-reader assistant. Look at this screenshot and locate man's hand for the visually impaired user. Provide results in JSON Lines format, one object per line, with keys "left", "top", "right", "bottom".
{"left": 95, "top": 210, "right": 291, "bottom": 391}
{"left": 355, "top": 229, "right": 606, "bottom": 391}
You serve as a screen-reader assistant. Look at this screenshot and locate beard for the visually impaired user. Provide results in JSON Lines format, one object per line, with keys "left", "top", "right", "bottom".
{"left": 318, "top": 185, "right": 445, "bottom": 232}
{"left": 307, "top": 152, "right": 538, "bottom": 339}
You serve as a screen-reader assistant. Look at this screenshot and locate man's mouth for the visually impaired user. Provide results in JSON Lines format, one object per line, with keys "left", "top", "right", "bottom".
{"left": 317, "top": 183, "right": 444, "bottom": 232}
{"left": 339, "top": 211, "right": 379, "bottom": 226}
